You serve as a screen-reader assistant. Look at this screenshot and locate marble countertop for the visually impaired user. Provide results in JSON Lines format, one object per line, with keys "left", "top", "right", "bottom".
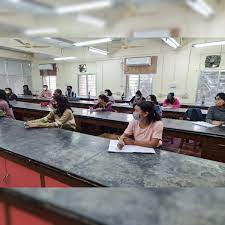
{"left": 11, "top": 101, "right": 225, "bottom": 138}
{"left": 1, "top": 118, "right": 225, "bottom": 187}
{"left": 2, "top": 188, "right": 225, "bottom": 225}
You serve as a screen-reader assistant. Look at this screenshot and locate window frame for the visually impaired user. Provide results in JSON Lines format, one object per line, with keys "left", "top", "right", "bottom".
{"left": 42, "top": 75, "right": 56, "bottom": 94}
{"left": 125, "top": 74, "right": 153, "bottom": 98}
{"left": 78, "top": 73, "right": 97, "bottom": 97}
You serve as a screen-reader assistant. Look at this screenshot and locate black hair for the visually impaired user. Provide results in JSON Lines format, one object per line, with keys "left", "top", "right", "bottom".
{"left": 216, "top": 92, "right": 225, "bottom": 101}
{"left": 5, "top": 88, "right": 12, "bottom": 94}
{"left": 149, "top": 94, "right": 158, "bottom": 105}
{"left": 43, "top": 85, "right": 48, "bottom": 88}
{"left": 0, "top": 89, "right": 12, "bottom": 108}
{"left": 53, "top": 95, "right": 72, "bottom": 116}
{"left": 104, "top": 89, "right": 112, "bottom": 96}
{"left": 54, "top": 89, "right": 62, "bottom": 96}
{"left": 67, "top": 86, "right": 72, "bottom": 89}
{"left": 135, "top": 90, "right": 142, "bottom": 97}
{"left": 99, "top": 94, "right": 109, "bottom": 103}
{"left": 23, "top": 85, "right": 29, "bottom": 89}
{"left": 166, "top": 92, "right": 175, "bottom": 104}
{"left": 136, "top": 101, "right": 161, "bottom": 123}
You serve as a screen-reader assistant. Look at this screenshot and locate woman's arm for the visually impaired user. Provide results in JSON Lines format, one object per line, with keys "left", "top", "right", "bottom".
{"left": 134, "top": 139, "right": 160, "bottom": 148}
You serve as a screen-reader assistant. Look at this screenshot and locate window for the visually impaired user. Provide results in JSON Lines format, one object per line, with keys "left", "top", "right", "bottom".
{"left": 42, "top": 75, "right": 56, "bottom": 93}
{"left": 78, "top": 74, "right": 96, "bottom": 97}
{"left": 196, "top": 70, "right": 225, "bottom": 105}
{"left": 126, "top": 74, "right": 153, "bottom": 98}
{"left": 0, "top": 59, "right": 32, "bottom": 94}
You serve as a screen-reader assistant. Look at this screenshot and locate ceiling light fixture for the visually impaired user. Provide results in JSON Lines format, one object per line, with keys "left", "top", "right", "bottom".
{"left": 76, "top": 14, "right": 105, "bottom": 28}
{"left": 24, "top": 28, "right": 58, "bottom": 36}
{"left": 74, "top": 38, "right": 112, "bottom": 47}
{"left": 56, "top": 0, "right": 112, "bottom": 14}
{"left": 54, "top": 57, "right": 77, "bottom": 61}
{"left": 185, "top": 0, "right": 214, "bottom": 17}
{"left": 89, "top": 47, "right": 108, "bottom": 55}
{"left": 193, "top": 40, "right": 225, "bottom": 48}
{"left": 133, "top": 29, "right": 171, "bottom": 38}
{"left": 162, "top": 37, "right": 180, "bottom": 49}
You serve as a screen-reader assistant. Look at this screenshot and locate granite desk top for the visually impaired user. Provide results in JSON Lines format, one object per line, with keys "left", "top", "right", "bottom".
{"left": 2, "top": 188, "right": 225, "bottom": 225}
{"left": 1, "top": 118, "right": 225, "bottom": 187}
{"left": 11, "top": 101, "right": 225, "bottom": 138}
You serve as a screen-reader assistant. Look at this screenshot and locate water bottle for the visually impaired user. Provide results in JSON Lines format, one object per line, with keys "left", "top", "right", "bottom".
{"left": 88, "top": 91, "right": 91, "bottom": 99}
{"left": 121, "top": 92, "right": 125, "bottom": 100}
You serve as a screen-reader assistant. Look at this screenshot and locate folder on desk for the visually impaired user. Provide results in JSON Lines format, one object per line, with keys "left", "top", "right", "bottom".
{"left": 193, "top": 121, "right": 217, "bottom": 128}
{"left": 108, "top": 140, "right": 155, "bottom": 154}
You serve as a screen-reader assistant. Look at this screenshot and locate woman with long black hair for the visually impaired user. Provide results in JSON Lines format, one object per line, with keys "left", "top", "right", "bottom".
{"left": 118, "top": 101, "right": 163, "bottom": 149}
{"left": 25, "top": 95, "right": 76, "bottom": 131}
{"left": 0, "top": 89, "right": 15, "bottom": 119}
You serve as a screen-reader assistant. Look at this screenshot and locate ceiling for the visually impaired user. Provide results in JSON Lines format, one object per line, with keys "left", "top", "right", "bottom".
{"left": 0, "top": 0, "right": 224, "bottom": 60}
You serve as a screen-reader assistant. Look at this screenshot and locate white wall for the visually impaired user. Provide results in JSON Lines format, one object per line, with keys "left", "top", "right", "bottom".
{"left": 30, "top": 39, "right": 225, "bottom": 103}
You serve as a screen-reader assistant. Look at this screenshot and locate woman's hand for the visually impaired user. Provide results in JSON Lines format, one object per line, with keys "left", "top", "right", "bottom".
{"left": 212, "top": 121, "right": 224, "bottom": 126}
{"left": 123, "top": 138, "right": 135, "bottom": 145}
{"left": 25, "top": 121, "right": 37, "bottom": 128}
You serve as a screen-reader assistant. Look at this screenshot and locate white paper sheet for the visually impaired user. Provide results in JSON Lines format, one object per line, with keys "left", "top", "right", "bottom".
{"left": 108, "top": 140, "right": 155, "bottom": 154}
{"left": 193, "top": 121, "right": 217, "bottom": 128}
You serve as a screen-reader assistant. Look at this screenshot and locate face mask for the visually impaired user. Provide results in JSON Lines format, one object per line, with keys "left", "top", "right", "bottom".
{"left": 104, "top": 92, "right": 108, "bottom": 96}
{"left": 133, "top": 112, "right": 141, "bottom": 121}
{"left": 52, "top": 103, "right": 57, "bottom": 109}
{"left": 67, "top": 89, "right": 71, "bottom": 92}
{"left": 135, "top": 95, "right": 140, "bottom": 99}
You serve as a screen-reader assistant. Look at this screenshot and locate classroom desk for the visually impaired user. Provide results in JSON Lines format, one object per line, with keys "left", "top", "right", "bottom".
{"left": 7, "top": 102, "right": 225, "bottom": 162}
{"left": 17, "top": 95, "right": 130, "bottom": 104}
{"left": 1, "top": 117, "right": 225, "bottom": 187}
{"left": 9, "top": 101, "right": 225, "bottom": 163}
{"left": 1, "top": 189, "right": 225, "bottom": 225}
{"left": 14, "top": 98, "right": 208, "bottom": 118}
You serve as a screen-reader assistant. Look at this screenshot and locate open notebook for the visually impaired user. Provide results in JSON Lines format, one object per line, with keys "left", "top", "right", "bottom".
{"left": 108, "top": 140, "right": 155, "bottom": 154}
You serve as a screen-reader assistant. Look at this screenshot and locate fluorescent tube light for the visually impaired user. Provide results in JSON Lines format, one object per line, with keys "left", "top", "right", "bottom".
{"left": 162, "top": 37, "right": 180, "bottom": 49}
{"left": 8, "top": 0, "right": 21, "bottom": 3}
{"left": 54, "top": 57, "right": 77, "bottom": 61}
{"left": 185, "top": 0, "right": 214, "bottom": 17}
{"left": 25, "top": 28, "right": 58, "bottom": 36}
{"left": 77, "top": 14, "right": 105, "bottom": 28}
{"left": 133, "top": 29, "right": 171, "bottom": 38}
{"left": 74, "top": 38, "right": 112, "bottom": 47}
{"left": 193, "top": 40, "right": 225, "bottom": 48}
{"left": 89, "top": 47, "right": 108, "bottom": 55}
{"left": 56, "top": 0, "right": 112, "bottom": 14}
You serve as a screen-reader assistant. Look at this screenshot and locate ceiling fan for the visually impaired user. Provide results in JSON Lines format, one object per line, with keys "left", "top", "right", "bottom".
{"left": 14, "top": 39, "right": 51, "bottom": 48}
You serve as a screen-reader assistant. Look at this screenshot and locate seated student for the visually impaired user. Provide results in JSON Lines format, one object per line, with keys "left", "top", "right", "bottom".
{"left": 5, "top": 88, "right": 17, "bottom": 101}
{"left": 90, "top": 94, "right": 113, "bottom": 112}
{"left": 163, "top": 92, "right": 181, "bottom": 108}
{"left": 0, "top": 89, "right": 15, "bottom": 119}
{"left": 118, "top": 101, "right": 163, "bottom": 149}
{"left": 129, "top": 90, "right": 146, "bottom": 106}
{"left": 65, "top": 86, "right": 75, "bottom": 98}
{"left": 25, "top": 96, "right": 76, "bottom": 131}
{"left": 23, "top": 85, "right": 32, "bottom": 96}
{"left": 39, "top": 85, "right": 52, "bottom": 98}
{"left": 53, "top": 89, "right": 62, "bottom": 97}
{"left": 146, "top": 94, "right": 162, "bottom": 116}
{"left": 50, "top": 89, "right": 63, "bottom": 106}
{"left": 104, "top": 89, "right": 114, "bottom": 103}
{"left": 206, "top": 92, "right": 225, "bottom": 126}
